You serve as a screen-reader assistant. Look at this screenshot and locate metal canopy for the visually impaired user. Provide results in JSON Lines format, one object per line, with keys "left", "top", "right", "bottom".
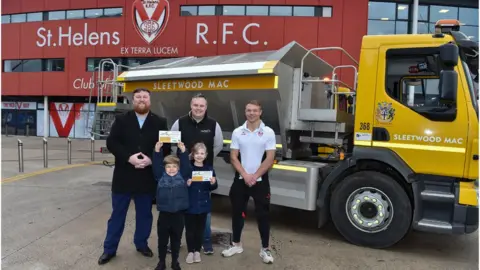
{"left": 117, "top": 41, "right": 334, "bottom": 81}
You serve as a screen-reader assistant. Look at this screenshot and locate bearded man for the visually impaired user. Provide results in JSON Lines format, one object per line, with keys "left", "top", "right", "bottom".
{"left": 98, "top": 88, "right": 171, "bottom": 265}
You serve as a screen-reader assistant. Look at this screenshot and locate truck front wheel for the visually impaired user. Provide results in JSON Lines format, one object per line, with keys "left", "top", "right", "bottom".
{"left": 330, "top": 171, "right": 412, "bottom": 248}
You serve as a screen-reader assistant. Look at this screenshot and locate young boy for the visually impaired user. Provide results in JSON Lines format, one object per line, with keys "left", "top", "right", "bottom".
{"left": 152, "top": 141, "right": 191, "bottom": 270}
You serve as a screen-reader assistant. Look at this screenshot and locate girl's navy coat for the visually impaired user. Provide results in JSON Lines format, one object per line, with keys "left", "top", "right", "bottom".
{"left": 152, "top": 149, "right": 191, "bottom": 213}
{"left": 186, "top": 163, "right": 218, "bottom": 214}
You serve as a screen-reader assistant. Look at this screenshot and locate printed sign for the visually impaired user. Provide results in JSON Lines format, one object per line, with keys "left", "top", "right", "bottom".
{"left": 159, "top": 130, "right": 181, "bottom": 143}
{"left": 192, "top": 171, "right": 213, "bottom": 182}
{"left": 1, "top": 102, "right": 36, "bottom": 110}
{"left": 123, "top": 75, "right": 278, "bottom": 92}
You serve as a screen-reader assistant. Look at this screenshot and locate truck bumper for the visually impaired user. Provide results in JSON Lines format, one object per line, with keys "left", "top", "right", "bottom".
{"left": 412, "top": 177, "right": 479, "bottom": 235}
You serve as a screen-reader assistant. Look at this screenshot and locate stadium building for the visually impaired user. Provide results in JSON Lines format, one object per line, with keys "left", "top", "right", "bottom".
{"left": 1, "top": 0, "right": 478, "bottom": 137}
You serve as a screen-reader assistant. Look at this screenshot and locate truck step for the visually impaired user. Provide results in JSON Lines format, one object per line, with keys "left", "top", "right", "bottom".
{"left": 420, "top": 190, "right": 455, "bottom": 202}
{"left": 416, "top": 219, "right": 452, "bottom": 233}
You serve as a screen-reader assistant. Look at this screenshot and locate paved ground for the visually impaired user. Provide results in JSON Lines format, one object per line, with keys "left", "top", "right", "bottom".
{"left": 1, "top": 136, "right": 479, "bottom": 270}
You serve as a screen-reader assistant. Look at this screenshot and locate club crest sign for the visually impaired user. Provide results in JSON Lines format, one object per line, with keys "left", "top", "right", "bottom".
{"left": 132, "top": 0, "right": 170, "bottom": 44}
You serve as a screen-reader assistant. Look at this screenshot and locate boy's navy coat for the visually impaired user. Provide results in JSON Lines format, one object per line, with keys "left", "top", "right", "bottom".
{"left": 152, "top": 149, "right": 191, "bottom": 213}
{"left": 186, "top": 163, "right": 218, "bottom": 214}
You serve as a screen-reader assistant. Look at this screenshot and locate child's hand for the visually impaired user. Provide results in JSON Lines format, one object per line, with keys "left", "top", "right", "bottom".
{"left": 210, "top": 177, "right": 216, "bottom": 185}
{"left": 178, "top": 142, "right": 186, "bottom": 153}
{"left": 155, "top": 141, "right": 163, "bottom": 152}
{"left": 187, "top": 179, "right": 192, "bottom": 186}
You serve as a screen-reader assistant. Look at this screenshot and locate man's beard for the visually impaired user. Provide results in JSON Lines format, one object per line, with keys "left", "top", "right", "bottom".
{"left": 134, "top": 103, "right": 150, "bottom": 114}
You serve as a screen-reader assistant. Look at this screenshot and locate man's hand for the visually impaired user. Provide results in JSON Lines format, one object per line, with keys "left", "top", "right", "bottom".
{"left": 135, "top": 154, "right": 152, "bottom": 169}
{"left": 187, "top": 179, "right": 192, "bottom": 186}
{"left": 242, "top": 174, "right": 257, "bottom": 187}
{"left": 128, "top": 153, "right": 143, "bottom": 166}
{"left": 210, "top": 177, "right": 216, "bottom": 185}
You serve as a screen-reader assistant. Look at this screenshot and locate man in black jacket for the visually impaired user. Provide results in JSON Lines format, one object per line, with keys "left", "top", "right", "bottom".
{"left": 170, "top": 93, "right": 223, "bottom": 254}
{"left": 98, "top": 88, "right": 170, "bottom": 265}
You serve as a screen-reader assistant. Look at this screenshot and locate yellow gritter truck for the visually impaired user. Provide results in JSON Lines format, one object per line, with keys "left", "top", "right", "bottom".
{"left": 90, "top": 19, "right": 478, "bottom": 248}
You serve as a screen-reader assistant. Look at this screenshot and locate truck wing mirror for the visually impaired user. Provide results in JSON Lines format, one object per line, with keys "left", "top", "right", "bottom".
{"left": 439, "top": 42, "right": 459, "bottom": 67}
{"left": 439, "top": 70, "right": 457, "bottom": 102}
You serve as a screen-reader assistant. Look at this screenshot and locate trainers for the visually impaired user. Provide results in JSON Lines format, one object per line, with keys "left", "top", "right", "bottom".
{"left": 202, "top": 246, "right": 214, "bottom": 255}
{"left": 185, "top": 252, "right": 194, "bottom": 264}
{"left": 193, "top": 251, "right": 201, "bottom": 263}
{"left": 259, "top": 248, "right": 274, "bottom": 264}
{"left": 154, "top": 261, "right": 166, "bottom": 270}
{"left": 221, "top": 243, "right": 243, "bottom": 257}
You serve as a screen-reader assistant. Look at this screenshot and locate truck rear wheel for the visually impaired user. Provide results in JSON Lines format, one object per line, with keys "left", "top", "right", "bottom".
{"left": 330, "top": 171, "right": 412, "bottom": 248}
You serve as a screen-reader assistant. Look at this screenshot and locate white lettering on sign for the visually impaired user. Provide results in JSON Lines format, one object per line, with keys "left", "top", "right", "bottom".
{"left": 120, "top": 46, "right": 179, "bottom": 55}
{"left": 196, "top": 23, "right": 265, "bottom": 46}
{"left": 393, "top": 134, "right": 464, "bottom": 145}
{"left": 36, "top": 23, "right": 120, "bottom": 47}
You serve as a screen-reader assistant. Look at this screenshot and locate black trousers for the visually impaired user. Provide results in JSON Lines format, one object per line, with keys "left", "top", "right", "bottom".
{"left": 157, "top": 211, "right": 184, "bottom": 262}
{"left": 229, "top": 177, "right": 271, "bottom": 248}
{"left": 185, "top": 213, "right": 208, "bottom": 253}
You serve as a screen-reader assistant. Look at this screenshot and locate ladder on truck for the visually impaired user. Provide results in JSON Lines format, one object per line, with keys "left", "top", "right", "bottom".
{"left": 296, "top": 47, "right": 358, "bottom": 156}
{"left": 86, "top": 59, "right": 132, "bottom": 140}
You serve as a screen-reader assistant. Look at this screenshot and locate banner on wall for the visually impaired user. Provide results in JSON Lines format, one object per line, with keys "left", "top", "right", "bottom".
{"left": 36, "top": 102, "right": 96, "bottom": 138}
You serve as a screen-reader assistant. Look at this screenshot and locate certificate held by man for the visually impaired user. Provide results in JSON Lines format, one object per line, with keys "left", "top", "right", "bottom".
{"left": 192, "top": 171, "right": 213, "bottom": 182}
{"left": 159, "top": 130, "right": 181, "bottom": 143}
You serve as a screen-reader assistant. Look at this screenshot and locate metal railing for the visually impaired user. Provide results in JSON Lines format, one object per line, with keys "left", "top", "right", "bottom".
{"left": 16, "top": 137, "right": 101, "bottom": 172}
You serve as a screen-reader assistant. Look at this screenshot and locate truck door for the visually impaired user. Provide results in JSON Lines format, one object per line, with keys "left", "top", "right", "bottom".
{"left": 373, "top": 45, "right": 468, "bottom": 178}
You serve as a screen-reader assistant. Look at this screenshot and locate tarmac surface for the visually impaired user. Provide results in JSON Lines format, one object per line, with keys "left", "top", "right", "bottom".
{"left": 1, "top": 136, "right": 479, "bottom": 270}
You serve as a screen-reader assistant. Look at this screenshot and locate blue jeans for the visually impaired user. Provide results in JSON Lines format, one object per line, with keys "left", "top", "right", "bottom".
{"left": 202, "top": 212, "right": 213, "bottom": 250}
{"left": 103, "top": 193, "right": 153, "bottom": 255}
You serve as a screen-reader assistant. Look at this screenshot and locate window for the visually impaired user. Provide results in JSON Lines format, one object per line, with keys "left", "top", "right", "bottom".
{"left": 44, "top": 59, "right": 65, "bottom": 72}
{"left": 322, "top": 7, "right": 332, "bottom": 17}
{"left": 246, "top": 6, "right": 268, "bottom": 16}
{"left": 396, "top": 4, "right": 409, "bottom": 20}
{"left": 368, "top": 20, "right": 395, "bottom": 35}
{"left": 4, "top": 60, "right": 22, "bottom": 72}
{"left": 48, "top": 11, "right": 65, "bottom": 20}
{"left": 385, "top": 47, "right": 455, "bottom": 121}
{"left": 368, "top": 2, "right": 395, "bottom": 20}
{"left": 2, "top": 15, "right": 10, "bottom": 24}
{"left": 270, "top": 6, "right": 292, "bottom": 16}
{"left": 87, "top": 58, "right": 122, "bottom": 71}
{"left": 293, "top": 6, "right": 315, "bottom": 17}
{"left": 67, "top": 10, "right": 84, "bottom": 19}
{"left": 85, "top": 9, "right": 103, "bottom": 18}
{"left": 3, "top": 59, "right": 65, "bottom": 72}
{"left": 223, "top": 6, "right": 245, "bottom": 16}
{"left": 11, "top": 14, "right": 26, "bottom": 23}
{"left": 430, "top": 5, "right": 458, "bottom": 23}
{"left": 104, "top": 8, "right": 123, "bottom": 17}
{"left": 198, "top": 6, "right": 216, "bottom": 16}
{"left": 27, "top": 12, "right": 42, "bottom": 22}
{"left": 179, "top": 5, "right": 333, "bottom": 17}
{"left": 181, "top": 6, "right": 197, "bottom": 16}
{"left": 126, "top": 58, "right": 162, "bottom": 68}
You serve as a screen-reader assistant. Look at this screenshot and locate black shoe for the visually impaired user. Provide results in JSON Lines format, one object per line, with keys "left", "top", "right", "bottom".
{"left": 171, "top": 260, "right": 181, "bottom": 270}
{"left": 137, "top": 246, "right": 154, "bottom": 257}
{"left": 98, "top": 252, "right": 116, "bottom": 265}
{"left": 155, "top": 261, "right": 166, "bottom": 270}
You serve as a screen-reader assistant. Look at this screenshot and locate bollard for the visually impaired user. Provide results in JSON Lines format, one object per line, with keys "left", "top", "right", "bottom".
{"left": 26, "top": 124, "right": 30, "bottom": 137}
{"left": 43, "top": 138, "right": 48, "bottom": 168}
{"left": 5, "top": 124, "right": 8, "bottom": 137}
{"left": 90, "top": 137, "right": 95, "bottom": 161}
{"left": 18, "top": 139, "right": 24, "bottom": 173}
{"left": 67, "top": 138, "right": 72, "bottom": 164}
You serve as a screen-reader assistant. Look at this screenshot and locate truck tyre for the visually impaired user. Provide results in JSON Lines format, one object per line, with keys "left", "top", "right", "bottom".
{"left": 330, "top": 171, "right": 412, "bottom": 248}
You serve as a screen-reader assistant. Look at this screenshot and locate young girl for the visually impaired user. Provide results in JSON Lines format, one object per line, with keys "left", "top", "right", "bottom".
{"left": 184, "top": 142, "right": 218, "bottom": 264}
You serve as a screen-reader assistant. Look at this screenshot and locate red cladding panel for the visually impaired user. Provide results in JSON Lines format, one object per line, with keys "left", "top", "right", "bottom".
{"left": 249, "top": 17, "right": 284, "bottom": 52}
{"left": 69, "top": 0, "right": 97, "bottom": 10}
{"left": 185, "top": 16, "right": 218, "bottom": 56}
{"left": 97, "top": 0, "right": 126, "bottom": 8}
{"left": 20, "top": 22, "right": 45, "bottom": 59}
{"left": 2, "top": 73, "right": 21, "bottom": 96}
{"left": 19, "top": 73, "right": 43, "bottom": 95}
{"left": 21, "top": 0, "right": 45, "bottom": 13}
{"left": 43, "top": 71, "right": 68, "bottom": 96}
{"left": 44, "top": 0, "right": 70, "bottom": 11}
{"left": 2, "top": 0, "right": 21, "bottom": 14}
{"left": 2, "top": 24, "right": 21, "bottom": 59}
